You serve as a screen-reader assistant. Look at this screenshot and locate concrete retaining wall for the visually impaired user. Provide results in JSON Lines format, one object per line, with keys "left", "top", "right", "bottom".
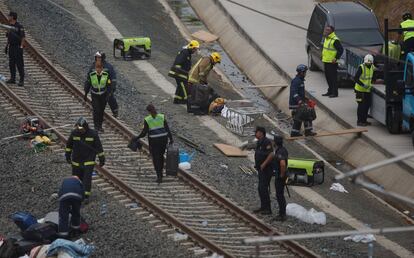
{"left": 189, "top": 0, "right": 414, "bottom": 198}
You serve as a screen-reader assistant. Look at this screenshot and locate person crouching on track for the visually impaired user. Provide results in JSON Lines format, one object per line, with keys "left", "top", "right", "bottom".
{"left": 65, "top": 117, "right": 105, "bottom": 201}
{"left": 84, "top": 61, "right": 112, "bottom": 133}
{"left": 135, "top": 104, "right": 173, "bottom": 184}
{"left": 57, "top": 176, "right": 84, "bottom": 238}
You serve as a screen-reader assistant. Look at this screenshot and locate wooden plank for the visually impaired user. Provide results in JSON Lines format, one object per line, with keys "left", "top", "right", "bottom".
{"left": 191, "top": 30, "right": 219, "bottom": 43}
{"left": 213, "top": 143, "right": 248, "bottom": 157}
{"left": 286, "top": 128, "right": 368, "bottom": 141}
{"left": 241, "top": 84, "right": 288, "bottom": 89}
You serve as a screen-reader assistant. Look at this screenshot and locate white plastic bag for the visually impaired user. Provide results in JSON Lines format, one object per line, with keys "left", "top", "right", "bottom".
{"left": 330, "top": 183, "right": 349, "bottom": 193}
{"left": 179, "top": 162, "right": 191, "bottom": 170}
{"left": 344, "top": 234, "right": 376, "bottom": 243}
{"left": 286, "top": 203, "right": 326, "bottom": 225}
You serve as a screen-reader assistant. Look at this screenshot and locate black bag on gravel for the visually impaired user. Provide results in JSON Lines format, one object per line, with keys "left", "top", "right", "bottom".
{"left": 0, "top": 238, "right": 18, "bottom": 258}
{"left": 166, "top": 144, "right": 179, "bottom": 176}
{"left": 22, "top": 222, "right": 57, "bottom": 243}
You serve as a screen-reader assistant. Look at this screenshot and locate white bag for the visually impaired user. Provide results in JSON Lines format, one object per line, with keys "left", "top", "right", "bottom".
{"left": 286, "top": 203, "right": 326, "bottom": 225}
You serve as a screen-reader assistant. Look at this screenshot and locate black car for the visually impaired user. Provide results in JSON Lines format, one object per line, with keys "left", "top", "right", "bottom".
{"left": 306, "top": 1, "right": 384, "bottom": 82}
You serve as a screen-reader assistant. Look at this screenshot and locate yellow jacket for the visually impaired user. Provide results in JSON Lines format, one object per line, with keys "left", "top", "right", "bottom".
{"left": 188, "top": 57, "right": 213, "bottom": 84}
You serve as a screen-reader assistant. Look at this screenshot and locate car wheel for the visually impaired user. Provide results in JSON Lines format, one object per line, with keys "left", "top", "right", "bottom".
{"left": 308, "top": 50, "right": 319, "bottom": 71}
{"left": 386, "top": 106, "right": 402, "bottom": 134}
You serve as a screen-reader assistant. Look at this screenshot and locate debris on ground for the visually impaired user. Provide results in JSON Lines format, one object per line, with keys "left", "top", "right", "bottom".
{"left": 173, "top": 232, "right": 188, "bottom": 241}
{"left": 344, "top": 234, "right": 376, "bottom": 243}
{"left": 330, "top": 183, "right": 349, "bottom": 193}
{"left": 286, "top": 203, "right": 326, "bottom": 225}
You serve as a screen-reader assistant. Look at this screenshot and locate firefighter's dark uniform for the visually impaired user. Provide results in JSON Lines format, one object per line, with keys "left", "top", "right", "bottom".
{"left": 90, "top": 62, "right": 119, "bottom": 117}
{"left": 169, "top": 48, "right": 192, "bottom": 104}
{"left": 289, "top": 75, "right": 313, "bottom": 136}
{"left": 254, "top": 137, "right": 273, "bottom": 213}
{"left": 137, "top": 114, "right": 173, "bottom": 181}
{"left": 58, "top": 176, "right": 84, "bottom": 236}
{"left": 6, "top": 21, "right": 25, "bottom": 84}
{"left": 274, "top": 146, "right": 288, "bottom": 218}
{"left": 84, "top": 70, "right": 111, "bottom": 130}
{"left": 65, "top": 128, "right": 104, "bottom": 198}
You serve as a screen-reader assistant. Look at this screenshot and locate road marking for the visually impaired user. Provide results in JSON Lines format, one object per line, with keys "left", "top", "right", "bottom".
{"left": 78, "top": 1, "right": 413, "bottom": 256}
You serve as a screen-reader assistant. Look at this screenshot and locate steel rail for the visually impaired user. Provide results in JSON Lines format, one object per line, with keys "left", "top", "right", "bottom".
{"left": 0, "top": 7, "right": 317, "bottom": 258}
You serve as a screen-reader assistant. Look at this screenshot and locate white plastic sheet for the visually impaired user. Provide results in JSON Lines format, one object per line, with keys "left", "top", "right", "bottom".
{"left": 286, "top": 203, "right": 326, "bottom": 225}
{"left": 330, "top": 183, "right": 349, "bottom": 193}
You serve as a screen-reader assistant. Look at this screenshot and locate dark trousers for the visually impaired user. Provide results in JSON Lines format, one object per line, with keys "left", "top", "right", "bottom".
{"left": 149, "top": 137, "right": 168, "bottom": 179}
{"left": 356, "top": 91, "right": 371, "bottom": 123}
{"left": 324, "top": 62, "right": 338, "bottom": 96}
{"left": 107, "top": 93, "right": 119, "bottom": 116}
{"left": 59, "top": 198, "right": 81, "bottom": 234}
{"left": 9, "top": 46, "right": 24, "bottom": 82}
{"left": 275, "top": 177, "right": 286, "bottom": 216}
{"left": 91, "top": 93, "right": 107, "bottom": 129}
{"left": 403, "top": 38, "right": 414, "bottom": 59}
{"left": 258, "top": 167, "right": 273, "bottom": 211}
{"left": 174, "top": 78, "right": 188, "bottom": 102}
{"left": 72, "top": 165, "right": 94, "bottom": 197}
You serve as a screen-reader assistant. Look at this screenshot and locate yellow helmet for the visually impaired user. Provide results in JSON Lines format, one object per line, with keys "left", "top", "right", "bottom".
{"left": 187, "top": 40, "right": 200, "bottom": 49}
{"left": 210, "top": 52, "right": 221, "bottom": 63}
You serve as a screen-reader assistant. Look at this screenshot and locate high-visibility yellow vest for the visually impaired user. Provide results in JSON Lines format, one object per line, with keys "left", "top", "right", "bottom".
{"left": 322, "top": 32, "right": 339, "bottom": 63}
{"left": 90, "top": 71, "right": 109, "bottom": 95}
{"left": 354, "top": 64, "right": 374, "bottom": 93}
{"left": 145, "top": 114, "right": 168, "bottom": 138}
{"left": 401, "top": 19, "right": 414, "bottom": 41}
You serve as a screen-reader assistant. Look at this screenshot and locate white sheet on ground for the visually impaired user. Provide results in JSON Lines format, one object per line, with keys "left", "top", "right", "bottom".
{"left": 286, "top": 203, "right": 326, "bottom": 225}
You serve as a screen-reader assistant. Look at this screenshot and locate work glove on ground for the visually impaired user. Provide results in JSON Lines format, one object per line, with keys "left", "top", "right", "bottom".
{"left": 65, "top": 153, "right": 71, "bottom": 164}
{"left": 99, "top": 156, "right": 105, "bottom": 167}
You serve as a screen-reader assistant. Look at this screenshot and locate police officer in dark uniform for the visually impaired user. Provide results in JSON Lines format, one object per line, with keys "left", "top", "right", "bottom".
{"left": 5, "top": 11, "right": 25, "bottom": 86}
{"left": 57, "top": 176, "right": 84, "bottom": 238}
{"left": 65, "top": 117, "right": 105, "bottom": 201}
{"left": 84, "top": 61, "right": 111, "bottom": 132}
{"left": 135, "top": 104, "right": 173, "bottom": 184}
{"left": 272, "top": 134, "right": 288, "bottom": 221}
{"left": 168, "top": 40, "right": 199, "bottom": 104}
{"left": 253, "top": 126, "right": 273, "bottom": 215}
{"left": 92, "top": 51, "right": 119, "bottom": 118}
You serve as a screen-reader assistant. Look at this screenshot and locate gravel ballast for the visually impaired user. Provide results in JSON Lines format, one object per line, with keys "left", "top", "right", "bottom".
{"left": 1, "top": 0, "right": 413, "bottom": 257}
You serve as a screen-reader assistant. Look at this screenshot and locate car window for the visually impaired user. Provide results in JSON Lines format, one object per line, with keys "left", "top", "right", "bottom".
{"left": 336, "top": 29, "right": 384, "bottom": 46}
{"left": 307, "top": 8, "right": 325, "bottom": 45}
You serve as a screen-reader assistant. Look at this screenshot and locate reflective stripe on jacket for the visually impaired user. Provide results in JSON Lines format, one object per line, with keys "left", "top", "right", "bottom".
{"left": 354, "top": 64, "right": 374, "bottom": 93}
{"left": 145, "top": 114, "right": 168, "bottom": 138}
{"left": 322, "top": 32, "right": 339, "bottom": 63}
{"left": 401, "top": 19, "right": 414, "bottom": 41}
{"left": 188, "top": 57, "right": 213, "bottom": 84}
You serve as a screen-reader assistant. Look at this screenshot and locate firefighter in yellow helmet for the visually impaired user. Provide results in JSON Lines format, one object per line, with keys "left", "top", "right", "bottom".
{"left": 168, "top": 40, "right": 200, "bottom": 104}
{"left": 187, "top": 52, "right": 221, "bottom": 115}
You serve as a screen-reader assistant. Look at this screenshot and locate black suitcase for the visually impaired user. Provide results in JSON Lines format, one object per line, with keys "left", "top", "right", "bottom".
{"left": 166, "top": 144, "right": 179, "bottom": 176}
{"left": 22, "top": 222, "right": 57, "bottom": 243}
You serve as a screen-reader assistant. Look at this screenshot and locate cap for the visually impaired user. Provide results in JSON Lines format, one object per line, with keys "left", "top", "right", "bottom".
{"left": 255, "top": 126, "right": 266, "bottom": 136}
{"left": 146, "top": 104, "right": 156, "bottom": 112}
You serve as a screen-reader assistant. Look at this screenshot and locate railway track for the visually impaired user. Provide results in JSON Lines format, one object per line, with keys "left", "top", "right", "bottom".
{"left": 0, "top": 5, "right": 317, "bottom": 258}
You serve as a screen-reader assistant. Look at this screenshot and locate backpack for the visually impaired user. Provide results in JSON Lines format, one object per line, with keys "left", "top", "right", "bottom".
{"left": 22, "top": 222, "right": 57, "bottom": 243}
{"left": 11, "top": 211, "right": 38, "bottom": 231}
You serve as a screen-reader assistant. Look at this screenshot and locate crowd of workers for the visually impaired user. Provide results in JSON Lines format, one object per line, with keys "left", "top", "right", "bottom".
{"left": 3, "top": 7, "right": 414, "bottom": 238}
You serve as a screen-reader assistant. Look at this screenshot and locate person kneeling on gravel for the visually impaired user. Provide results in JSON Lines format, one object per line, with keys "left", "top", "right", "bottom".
{"left": 57, "top": 176, "right": 84, "bottom": 238}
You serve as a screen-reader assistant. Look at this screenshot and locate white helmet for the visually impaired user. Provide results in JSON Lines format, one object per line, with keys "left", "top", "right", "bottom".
{"left": 364, "top": 54, "right": 374, "bottom": 64}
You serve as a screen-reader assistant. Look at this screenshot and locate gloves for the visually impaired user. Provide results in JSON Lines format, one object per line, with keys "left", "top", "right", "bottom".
{"left": 65, "top": 153, "right": 71, "bottom": 164}
{"left": 4, "top": 46, "right": 8, "bottom": 55}
{"left": 84, "top": 93, "right": 88, "bottom": 101}
{"left": 99, "top": 156, "right": 105, "bottom": 167}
